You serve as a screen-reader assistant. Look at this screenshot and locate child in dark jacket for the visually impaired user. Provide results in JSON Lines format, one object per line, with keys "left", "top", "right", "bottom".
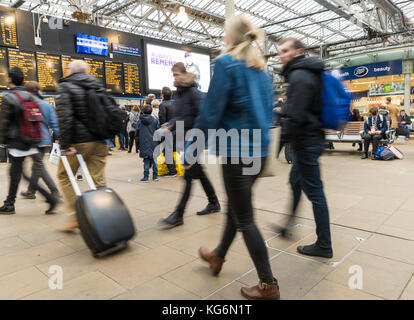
{"left": 135, "top": 104, "right": 160, "bottom": 182}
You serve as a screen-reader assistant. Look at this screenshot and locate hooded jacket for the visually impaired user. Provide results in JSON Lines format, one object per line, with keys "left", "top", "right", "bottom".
{"left": 169, "top": 73, "right": 202, "bottom": 133}
{"left": 0, "top": 86, "right": 38, "bottom": 150}
{"left": 282, "top": 55, "right": 325, "bottom": 149}
{"left": 34, "top": 93, "right": 59, "bottom": 147}
{"left": 135, "top": 114, "right": 160, "bottom": 159}
{"left": 56, "top": 72, "right": 105, "bottom": 149}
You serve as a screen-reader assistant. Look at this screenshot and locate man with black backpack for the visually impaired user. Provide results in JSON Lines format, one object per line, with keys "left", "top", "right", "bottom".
{"left": 0, "top": 67, "right": 59, "bottom": 215}
{"left": 56, "top": 60, "right": 121, "bottom": 232}
{"left": 277, "top": 38, "right": 333, "bottom": 258}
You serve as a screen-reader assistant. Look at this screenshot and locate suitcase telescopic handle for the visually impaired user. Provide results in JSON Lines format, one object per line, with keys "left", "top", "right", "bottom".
{"left": 60, "top": 151, "right": 97, "bottom": 196}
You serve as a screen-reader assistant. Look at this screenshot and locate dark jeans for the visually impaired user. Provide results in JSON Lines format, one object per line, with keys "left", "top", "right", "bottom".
{"left": 363, "top": 133, "right": 383, "bottom": 155}
{"left": 128, "top": 131, "right": 138, "bottom": 153}
{"left": 118, "top": 130, "right": 129, "bottom": 148}
{"left": 289, "top": 144, "right": 332, "bottom": 249}
{"left": 143, "top": 158, "right": 158, "bottom": 179}
{"left": 28, "top": 147, "right": 59, "bottom": 195}
{"left": 216, "top": 157, "right": 274, "bottom": 283}
{"left": 176, "top": 163, "right": 218, "bottom": 215}
{"left": 6, "top": 153, "right": 54, "bottom": 205}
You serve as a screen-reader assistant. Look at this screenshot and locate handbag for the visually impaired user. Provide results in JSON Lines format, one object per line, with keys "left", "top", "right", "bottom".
{"left": 260, "top": 127, "right": 281, "bottom": 177}
{"left": 48, "top": 143, "right": 61, "bottom": 166}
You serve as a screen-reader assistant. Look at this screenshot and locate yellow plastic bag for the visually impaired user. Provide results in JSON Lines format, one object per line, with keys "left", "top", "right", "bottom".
{"left": 157, "top": 152, "right": 184, "bottom": 177}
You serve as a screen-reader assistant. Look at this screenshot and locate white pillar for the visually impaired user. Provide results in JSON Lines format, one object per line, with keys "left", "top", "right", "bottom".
{"left": 225, "top": 0, "right": 235, "bottom": 18}
{"left": 402, "top": 60, "right": 413, "bottom": 114}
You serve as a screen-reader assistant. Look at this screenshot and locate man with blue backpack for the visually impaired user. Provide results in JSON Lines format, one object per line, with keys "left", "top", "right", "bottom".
{"left": 278, "top": 38, "right": 334, "bottom": 259}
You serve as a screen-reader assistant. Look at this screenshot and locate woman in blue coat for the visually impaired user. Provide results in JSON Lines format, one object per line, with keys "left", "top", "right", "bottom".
{"left": 188, "top": 16, "right": 280, "bottom": 300}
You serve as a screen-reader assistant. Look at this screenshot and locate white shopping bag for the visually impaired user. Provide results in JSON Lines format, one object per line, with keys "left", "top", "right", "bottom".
{"left": 49, "top": 143, "right": 61, "bottom": 166}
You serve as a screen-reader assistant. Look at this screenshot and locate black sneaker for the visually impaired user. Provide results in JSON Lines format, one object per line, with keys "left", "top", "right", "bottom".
{"left": 164, "top": 173, "right": 177, "bottom": 178}
{"left": 45, "top": 195, "right": 61, "bottom": 215}
{"left": 361, "top": 153, "right": 368, "bottom": 159}
{"left": 20, "top": 191, "right": 36, "bottom": 199}
{"left": 158, "top": 211, "right": 184, "bottom": 229}
{"left": 197, "top": 202, "right": 221, "bottom": 215}
{"left": 0, "top": 204, "right": 15, "bottom": 215}
{"left": 297, "top": 243, "right": 333, "bottom": 258}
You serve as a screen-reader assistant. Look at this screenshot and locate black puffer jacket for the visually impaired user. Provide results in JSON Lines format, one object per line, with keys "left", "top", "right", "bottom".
{"left": 282, "top": 55, "right": 325, "bottom": 150}
{"left": 158, "top": 100, "right": 175, "bottom": 126}
{"left": 0, "top": 87, "right": 37, "bottom": 150}
{"left": 56, "top": 72, "right": 105, "bottom": 149}
{"left": 170, "top": 73, "right": 202, "bottom": 133}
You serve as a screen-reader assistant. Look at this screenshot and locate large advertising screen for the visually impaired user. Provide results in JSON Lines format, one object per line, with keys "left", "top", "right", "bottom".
{"left": 146, "top": 43, "right": 210, "bottom": 92}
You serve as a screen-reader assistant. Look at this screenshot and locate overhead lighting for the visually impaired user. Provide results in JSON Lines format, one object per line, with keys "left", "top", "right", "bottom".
{"left": 176, "top": 6, "right": 188, "bottom": 23}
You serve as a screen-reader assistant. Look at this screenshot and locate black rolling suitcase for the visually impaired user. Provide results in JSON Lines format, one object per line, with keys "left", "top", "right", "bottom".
{"left": 61, "top": 152, "right": 136, "bottom": 258}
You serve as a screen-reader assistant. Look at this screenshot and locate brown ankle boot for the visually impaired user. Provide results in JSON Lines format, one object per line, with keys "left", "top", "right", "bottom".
{"left": 241, "top": 278, "right": 280, "bottom": 300}
{"left": 198, "top": 247, "right": 225, "bottom": 276}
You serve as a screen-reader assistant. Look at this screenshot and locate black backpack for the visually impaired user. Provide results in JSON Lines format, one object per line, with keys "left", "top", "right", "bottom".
{"left": 85, "top": 89, "right": 123, "bottom": 140}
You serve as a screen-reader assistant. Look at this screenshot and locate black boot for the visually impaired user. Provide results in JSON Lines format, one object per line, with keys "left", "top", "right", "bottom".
{"left": 361, "top": 153, "right": 368, "bottom": 159}
{"left": 0, "top": 203, "right": 15, "bottom": 215}
{"left": 197, "top": 201, "right": 221, "bottom": 216}
{"left": 158, "top": 211, "right": 184, "bottom": 229}
{"left": 297, "top": 243, "right": 333, "bottom": 258}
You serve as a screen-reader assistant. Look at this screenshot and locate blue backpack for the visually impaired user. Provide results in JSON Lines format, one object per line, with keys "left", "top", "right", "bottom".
{"left": 321, "top": 72, "right": 353, "bottom": 130}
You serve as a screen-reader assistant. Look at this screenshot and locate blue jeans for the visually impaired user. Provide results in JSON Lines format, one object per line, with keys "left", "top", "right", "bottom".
{"left": 402, "top": 124, "right": 411, "bottom": 139}
{"left": 289, "top": 143, "right": 332, "bottom": 249}
{"left": 143, "top": 158, "right": 158, "bottom": 179}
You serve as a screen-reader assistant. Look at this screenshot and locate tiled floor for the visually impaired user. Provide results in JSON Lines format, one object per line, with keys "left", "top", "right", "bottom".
{"left": 1, "top": 141, "right": 414, "bottom": 300}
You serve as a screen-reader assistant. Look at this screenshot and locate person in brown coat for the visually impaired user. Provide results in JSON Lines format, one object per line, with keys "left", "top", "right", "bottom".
{"left": 385, "top": 97, "right": 399, "bottom": 129}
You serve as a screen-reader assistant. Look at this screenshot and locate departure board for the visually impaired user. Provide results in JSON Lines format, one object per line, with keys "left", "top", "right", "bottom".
{"left": 36, "top": 53, "right": 61, "bottom": 91}
{"left": 61, "top": 55, "right": 76, "bottom": 77}
{"left": 7, "top": 49, "right": 36, "bottom": 83}
{"left": 0, "top": 48, "right": 8, "bottom": 89}
{"left": 84, "top": 59, "right": 104, "bottom": 85}
{"left": 105, "top": 61, "right": 123, "bottom": 93}
{"left": 123, "top": 63, "right": 140, "bottom": 95}
{"left": 0, "top": 9, "right": 17, "bottom": 47}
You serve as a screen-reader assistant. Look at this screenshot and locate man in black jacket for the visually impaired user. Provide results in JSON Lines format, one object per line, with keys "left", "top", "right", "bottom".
{"left": 55, "top": 60, "right": 110, "bottom": 232}
{"left": 279, "top": 38, "right": 332, "bottom": 258}
{"left": 158, "top": 86, "right": 177, "bottom": 176}
{"left": 0, "top": 67, "right": 59, "bottom": 215}
{"left": 159, "top": 62, "right": 220, "bottom": 229}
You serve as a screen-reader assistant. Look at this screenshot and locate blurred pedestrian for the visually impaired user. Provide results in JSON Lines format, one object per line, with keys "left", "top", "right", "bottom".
{"left": 193, "top": 16, "right": 280, "bottom": 300}
{"left": 278, "top": 37, "right": 333, "bottom": 258}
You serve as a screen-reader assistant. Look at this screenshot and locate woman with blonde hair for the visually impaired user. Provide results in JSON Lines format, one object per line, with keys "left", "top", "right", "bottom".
{"left": 151, "top": 99, "right": 160, "bottom": 122}
{"left": 189, "top": 15, "right": 280, "bottom": 299}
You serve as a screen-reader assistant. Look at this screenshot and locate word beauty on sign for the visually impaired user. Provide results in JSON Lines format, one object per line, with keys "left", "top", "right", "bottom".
{"left": 337, "top": 60, "right": 402, "bottom": 81}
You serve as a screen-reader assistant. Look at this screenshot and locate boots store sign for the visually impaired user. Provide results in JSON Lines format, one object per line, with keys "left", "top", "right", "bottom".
{"left": 337, "top": 60, "right": 402, "bottom": 81}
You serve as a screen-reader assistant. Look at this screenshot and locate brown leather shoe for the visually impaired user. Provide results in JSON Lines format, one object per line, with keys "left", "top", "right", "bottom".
{"left": 198, "top": 247, "right": 225, "bottom": 276}
{"left": 57, "top": 220, "right": 79, "bottom": 233}
{"left": 241, "top": 278, "right": 280, "bottom": 300}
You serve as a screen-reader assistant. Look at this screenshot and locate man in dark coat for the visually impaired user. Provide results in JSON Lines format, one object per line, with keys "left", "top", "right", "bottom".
{"left": 135, "top": 104, "right": 160, "bottom": 182}
{"left": 278, "top": 38, "right": 332, "bottom": 258}
{"left": 55, "top": 60, "right": 110, "bottom": 232}
{"left": 159, "top": 62, "right": 220, "bottom": 229}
